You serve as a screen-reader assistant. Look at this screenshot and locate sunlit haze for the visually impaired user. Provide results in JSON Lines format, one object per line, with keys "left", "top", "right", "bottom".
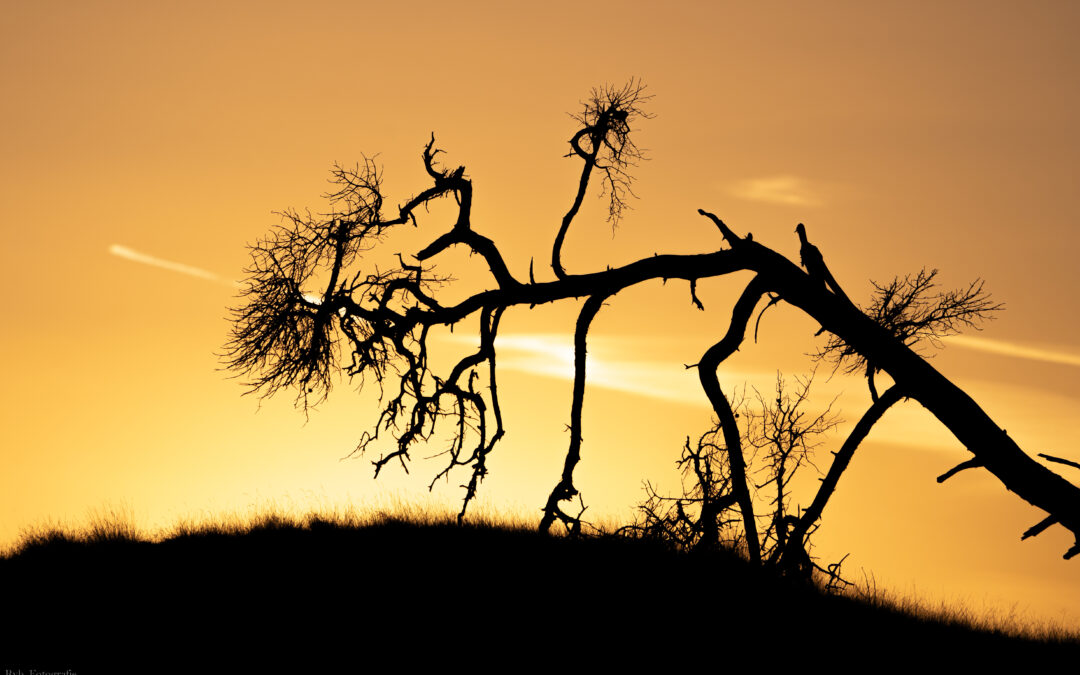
{"left": 3, "top": 1, "right": 1080, "bottom": 627}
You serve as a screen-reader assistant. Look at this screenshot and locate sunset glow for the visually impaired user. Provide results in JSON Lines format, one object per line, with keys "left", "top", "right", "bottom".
{"left": 4, "top": 0, "right": 1080, "bottom": 632}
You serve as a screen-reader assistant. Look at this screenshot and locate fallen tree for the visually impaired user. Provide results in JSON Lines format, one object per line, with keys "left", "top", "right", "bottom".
{"left": 224, "top": 81, "right": 1080, "bottom": 561}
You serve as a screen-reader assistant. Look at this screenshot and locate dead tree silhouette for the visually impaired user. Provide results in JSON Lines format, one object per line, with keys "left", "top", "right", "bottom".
{"left": 223, "top": 80, "right": 1080, "bottom": 562}
{"left": 622, "top": 372, "right": 843, "bottom": 578}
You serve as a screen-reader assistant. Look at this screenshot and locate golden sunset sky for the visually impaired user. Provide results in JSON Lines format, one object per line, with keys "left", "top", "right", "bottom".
{"left": 3, "top": 1, "right": 1080, "bottom": 625}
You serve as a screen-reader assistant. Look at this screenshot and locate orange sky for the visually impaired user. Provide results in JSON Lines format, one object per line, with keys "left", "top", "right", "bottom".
{"left": 3, "top": 1, "right": 1080, "bottom": 626}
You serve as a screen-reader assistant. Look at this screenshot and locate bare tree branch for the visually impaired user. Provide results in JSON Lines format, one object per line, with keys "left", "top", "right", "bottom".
{"left": 1040, "top": 453, "right": 1080, "bottom": 471}
{"left": 818, "top": 269, "right": 1003, "bottom": 375}
{"left": 553, "top": 80, "right": 653, "bottom": 279}
{"left": 539, "top": 294, "right": 608, "bottom": 534}
{"left": 224, "top": 83, "right": 1080, "bottom": 561}
{"left": 742, "top": 372, "right": 842, "bottom": 567}
{"left": 937, "top": 458, "right": 984, "bottom": 483}
{"left": 696, "top": 275, "right": 768, "bottom": 564}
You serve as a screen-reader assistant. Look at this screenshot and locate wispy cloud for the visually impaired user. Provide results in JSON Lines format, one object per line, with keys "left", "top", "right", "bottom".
{"left": 109, "top": 244, "right": 221, "bottom": 282}
{"left": 727, "top": 176, "right": 822, "bottom": 207}
{"left": 443, "top": 333, "right": 744, "bottom": 407}
{"left": 455, "top": 333, "right": 964, "bottom": 451}
{"left": 486, "top": 332, "right": 1080, "bottom": 458}
{"left": 944, "top": 335, "right": 1080, "bottom": 368}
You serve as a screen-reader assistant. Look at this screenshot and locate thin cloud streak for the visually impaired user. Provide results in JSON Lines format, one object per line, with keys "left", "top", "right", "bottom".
{"left": 109, "top": 244, "right": 220, "bottom": 282}
{"left": 440, "top": 333, "right": 960, "bottom": 452}
{"left": 443, "top": 333, "right": 722, "bottom": 407}
{"left": 727, "top": 176, "right": 822, "bottom": 207}
{"left": 945, "top": 335, "right": 1080, "bottom": 368}
{"left": 442, "top": 333, "right": 1080, "bottom": 458}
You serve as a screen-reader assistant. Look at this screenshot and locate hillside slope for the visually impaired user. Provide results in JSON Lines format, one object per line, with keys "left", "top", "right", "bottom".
{"left": 2, "top": 517, "right": 1076, "bottom": 671}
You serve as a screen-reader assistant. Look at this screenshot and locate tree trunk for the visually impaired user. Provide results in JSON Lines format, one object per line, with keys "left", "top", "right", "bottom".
{"left": 735, "top": 239, "right": 1080, "bottom": 558}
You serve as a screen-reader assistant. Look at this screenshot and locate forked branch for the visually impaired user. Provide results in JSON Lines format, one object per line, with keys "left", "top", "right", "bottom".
{"left": 225, "top": 86, "right": 1080, "bottom": 561}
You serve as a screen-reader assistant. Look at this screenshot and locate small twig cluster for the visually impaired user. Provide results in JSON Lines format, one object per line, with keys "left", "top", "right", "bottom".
{"left": 745, "top": 373, "right": 841, "bottom": 571}
{"left": 625, "top": 373, "right": 850, "bottom": 586}
{"left": 568, "top": 79, "right": 654, "bottom": 227}
{"left": 618, "top": 428, "right": 740, "bottom": 552}
{"left": 818, "top": 269, "right": 1002, "bottom": 373}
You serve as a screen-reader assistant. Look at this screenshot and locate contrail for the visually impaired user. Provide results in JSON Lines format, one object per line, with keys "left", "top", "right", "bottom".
{"left": 109, "top": 244, "right": 220, "bottom": 282}
{"left": 945, "top": 335, "right": 1080, "bottom": 368}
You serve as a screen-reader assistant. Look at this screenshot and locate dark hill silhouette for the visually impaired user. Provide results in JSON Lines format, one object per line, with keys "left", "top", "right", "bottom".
{"left": 2, "top": 514, "right": 1077, "bottom": 672}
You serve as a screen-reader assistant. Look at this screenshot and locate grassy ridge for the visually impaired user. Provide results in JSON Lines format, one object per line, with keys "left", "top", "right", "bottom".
{"left": 2, "top": 509, "right": 1077, "bottom": 671}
